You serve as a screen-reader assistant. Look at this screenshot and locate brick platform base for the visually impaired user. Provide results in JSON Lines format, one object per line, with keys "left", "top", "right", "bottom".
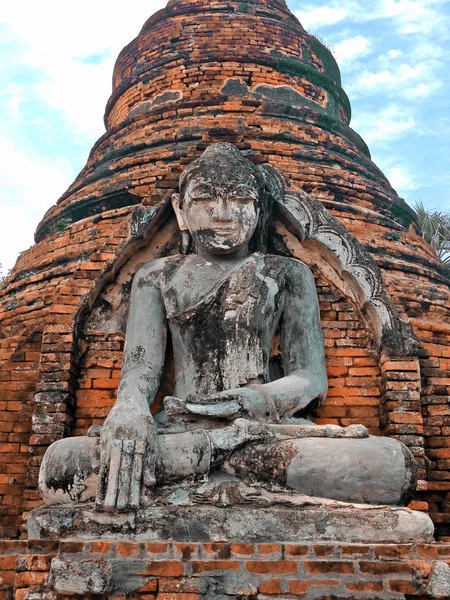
{"left": 2, "top": 540, "right": 450, "bottom": 599}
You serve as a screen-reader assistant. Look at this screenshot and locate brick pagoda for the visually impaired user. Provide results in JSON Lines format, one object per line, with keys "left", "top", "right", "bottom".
{"left": 1, "top": 0, "right": 450, "bottom": 598}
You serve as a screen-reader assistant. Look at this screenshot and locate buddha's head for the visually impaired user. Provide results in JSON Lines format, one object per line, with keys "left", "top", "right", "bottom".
{"left": 172, "top": 143, "right": 267, "bottom": 255}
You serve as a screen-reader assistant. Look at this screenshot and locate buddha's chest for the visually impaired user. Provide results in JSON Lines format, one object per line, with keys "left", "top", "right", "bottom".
{"left": 161, "top": 255, "right": 285, "bottom": 325}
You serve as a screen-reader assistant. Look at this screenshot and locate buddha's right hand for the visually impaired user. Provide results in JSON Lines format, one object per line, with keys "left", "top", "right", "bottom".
{"left": 96, "top": 402, "right": 157, "bottom": 511}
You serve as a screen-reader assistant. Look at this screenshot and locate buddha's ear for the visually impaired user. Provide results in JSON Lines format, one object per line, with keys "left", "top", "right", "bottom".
{"left": 172, "top": 193, "right": 188, "bottom": 231}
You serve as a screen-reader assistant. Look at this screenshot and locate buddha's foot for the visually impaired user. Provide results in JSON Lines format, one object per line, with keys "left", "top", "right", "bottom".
{"left": 192, "top": 479, "right": 263, "bottom": 506}
{"left": 268, "top": 423, "right": 369, "bottom": 439}
{"left": 207, "top": 418, "right": 271, "bottom": 455}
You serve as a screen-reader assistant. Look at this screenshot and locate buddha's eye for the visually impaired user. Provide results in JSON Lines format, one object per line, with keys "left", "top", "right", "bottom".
{"left": 228, "top": 187, "right": 259, "bottom": 202}
{"left": 190, "top": 195, "right": 212, "bottom": 202}
{"left": 228, "top": 196, "right": 256, "bottom": 204}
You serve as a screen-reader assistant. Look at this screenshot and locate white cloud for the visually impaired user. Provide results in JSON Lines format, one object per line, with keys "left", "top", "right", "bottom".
{"left": 403, "top": 81, "right": 443, "bottom": 98}
{"left": 0, "top": 137, "right": 75, "bottom": 272}
{"left": 378, "top": 0, "right": 450, "bottom": 36}
{"left": 349, "top": 58, "right": 442, "bottom": 99}
{"left": 295, "top": 6, "right": 348, "bottom": 29}
{"left": 0, "top": 0, "right": 167, "bottom": 141}
{"left": 358, "top": 62, "right": 426, "bottom": 88}
{"left": 384, "top": 165, "right": 420, "bottom": 192}
{"left": 351, "top": 104, "right": 417, "bottom": 144}
{"left": 386, "top": 49, "right": 402, "bottom": 59}
{"left": 297, "top": 0, "right": 450, "bottom": 38}
{"left": 333, "top": 35, "right": 372, "bottom": 63}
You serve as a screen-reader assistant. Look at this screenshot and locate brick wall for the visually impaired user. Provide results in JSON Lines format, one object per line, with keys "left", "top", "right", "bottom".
{"left": 0, "top": 334, "right": 42, "bottom": 539}
{"left": 2, "top": 541, "right": 450, "bottom": 599}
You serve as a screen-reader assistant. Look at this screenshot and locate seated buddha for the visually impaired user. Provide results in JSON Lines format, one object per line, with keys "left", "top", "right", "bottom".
{"left": 39, "top": 143, "right": 417, "bottom": 512}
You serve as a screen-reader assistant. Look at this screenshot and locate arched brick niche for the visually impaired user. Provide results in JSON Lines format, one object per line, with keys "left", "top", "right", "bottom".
{"left": 68, "top": 180, "right": 420, "bottom": 449}
{"left": 20, "top": 170, "right": 427, "bottom": 534}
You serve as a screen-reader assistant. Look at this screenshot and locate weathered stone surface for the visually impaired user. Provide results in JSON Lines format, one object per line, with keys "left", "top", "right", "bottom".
{"left": 29, "top": 502, "right": 434, "bottom": 544}
{"left": 39, "top": 437, "right": 100, "bottom": 505}
{"left": 1, "top": 1, "right": 450, "bottom": 598}
{"left": 427, "top": 560, "right": 450, "bottom": 597}
{"left": 49, "top": 558, "right": 109, "bottom": 595}
{"left": 228, "top": 436, "right": 416, "bottom": 506}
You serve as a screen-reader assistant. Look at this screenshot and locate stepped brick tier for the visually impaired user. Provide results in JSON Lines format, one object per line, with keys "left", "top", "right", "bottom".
{"left": 1, "top": 0, "right": 450, "bottom": 598}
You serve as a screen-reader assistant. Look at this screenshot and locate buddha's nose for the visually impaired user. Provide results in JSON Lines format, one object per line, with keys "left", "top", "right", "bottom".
{"left": 213, "top": 196, "right": 231, "bottom": 220}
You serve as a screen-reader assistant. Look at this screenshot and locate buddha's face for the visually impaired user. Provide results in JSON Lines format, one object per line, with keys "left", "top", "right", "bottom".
{"left": 173, "top": 170, "right": 261, "bottom": 255}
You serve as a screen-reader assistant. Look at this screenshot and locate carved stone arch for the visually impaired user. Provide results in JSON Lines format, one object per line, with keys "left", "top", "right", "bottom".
{"left": 261, "top": 163, "right": 418, "bottom": 357}
{"left": 70, "top": 161, "right": 417, "bottom": 364}
{"left": 73, "top": 201, "right": 174, "bottom": 340}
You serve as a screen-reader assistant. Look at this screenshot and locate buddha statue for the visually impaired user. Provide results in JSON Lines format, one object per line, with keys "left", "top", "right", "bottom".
{"left": 39, "top": 143, "right": 418, "bottom": 514}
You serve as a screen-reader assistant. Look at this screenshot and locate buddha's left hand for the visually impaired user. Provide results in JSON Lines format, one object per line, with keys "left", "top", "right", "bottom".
{"left": 183, "top": 385, "right": 279, "bottom": 421}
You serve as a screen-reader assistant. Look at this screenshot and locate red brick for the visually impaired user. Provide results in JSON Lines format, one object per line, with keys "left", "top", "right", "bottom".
{"left": 346, "top": 581, "right": 384, "bottom": 592}
{"left": 144, "top": 543, "right": 170, "bottom": 555}
{"left": 0, "top": 555, "right": 17, "bottom": 570}
{"left": 339, "top": 545, "right": 372, "bottom": 557}
{"left": 15, "top": 571, "right": 47, "bottom": 587}
{"left": 258, "top": 544, "right": 281, "bottom": 556}
{"left": 229, "top": 543, "right": 255, "bottom": 556}
{"left": 358, "top": 560, "right": 429, "bottom": 575}
{"left": 89, "top": 541, "right": 114, "bottom": 555}
{"left": 373, "top": 545, "right": 413, "bottom": 559}
{"left": 158, "top": 579, "right": 200, "bottom": 593}
{"left": 312, "top": 544, "right": 335, "bottom": 557}
{"left": 245, "top": 560, "right": 298, "bottom": 574}
{"left": 191, "top": 560, "right": 239, "bottom": 574}
{"left": 59, "top": 541, "right": 85, "bottom": 554}
{"left": 26, "top": 554, "right": 54, "bottom": 571}
{"left": 117, "top": 542, "right": 140, "bottom": 557}
{"left": 156, "top": 595, "right": 199, "bottom": 600}
{"left": 388, "top": 579, "right": 424, "bottom": 594}
{"left": 289, "top": 579, "right": 341, "bottom": 594}
{"left": 304, "top": 561, "right": 355, "bottom": 575}
{"left": 173, "top": 544, "right": 199, "bottom": 560}
{"left": 144, "top": 562, "right": 184, "bottom": 577}
{"left": 284, "top": 544, "right": 310, "bottom": 557}
{"left": 259, "top": 579, "right": 284, "bottom": 594}
{"left": 137, "top": 579, "right": 158, "bottom": 593}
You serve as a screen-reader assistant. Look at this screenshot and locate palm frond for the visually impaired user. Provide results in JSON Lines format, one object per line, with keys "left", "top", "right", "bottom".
{"left": 413, "top": 201, "right": 450, "bottom": 263}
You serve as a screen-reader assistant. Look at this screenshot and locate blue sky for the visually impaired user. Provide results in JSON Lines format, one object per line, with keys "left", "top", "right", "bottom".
{"left": 0, "top": 0, "right": 449, "bottom": 273}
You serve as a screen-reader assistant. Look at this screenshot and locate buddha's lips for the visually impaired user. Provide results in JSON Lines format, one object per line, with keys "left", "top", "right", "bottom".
{"left": 215, "top": 229, "right": 236, "bottom": 235}
{"left": 201, "top": 227, "right": 238, "bottom": 235}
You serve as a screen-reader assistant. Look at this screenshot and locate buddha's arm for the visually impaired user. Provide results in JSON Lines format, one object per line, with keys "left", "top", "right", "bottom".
{"left": 97, "top": 263, "right": 167, "bottom": 511}
{"left": 117, "top": 267, "right": 167, "bottom": 409}
{"left": 261, "top": 260, "right": 328, "bottom": 418}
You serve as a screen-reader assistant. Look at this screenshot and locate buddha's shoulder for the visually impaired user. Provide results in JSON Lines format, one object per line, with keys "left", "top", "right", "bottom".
{"left": 255, "top": 253, "right": 313, "bottom": 280}
{"left": 133, "top": 255, "right": 185, "bottom": 285}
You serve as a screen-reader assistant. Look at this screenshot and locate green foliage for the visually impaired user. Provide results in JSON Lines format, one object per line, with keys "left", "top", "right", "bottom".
{"left": 413, "top": 201, "right": 450, "bottom": 264}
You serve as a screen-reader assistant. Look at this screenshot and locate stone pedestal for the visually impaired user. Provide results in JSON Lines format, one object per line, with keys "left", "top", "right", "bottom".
{"left": 0, "top": 502, "right": 443, "bottom": 599}
{"left": 28, "top": 501, "right": 433, "bottom": 545}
